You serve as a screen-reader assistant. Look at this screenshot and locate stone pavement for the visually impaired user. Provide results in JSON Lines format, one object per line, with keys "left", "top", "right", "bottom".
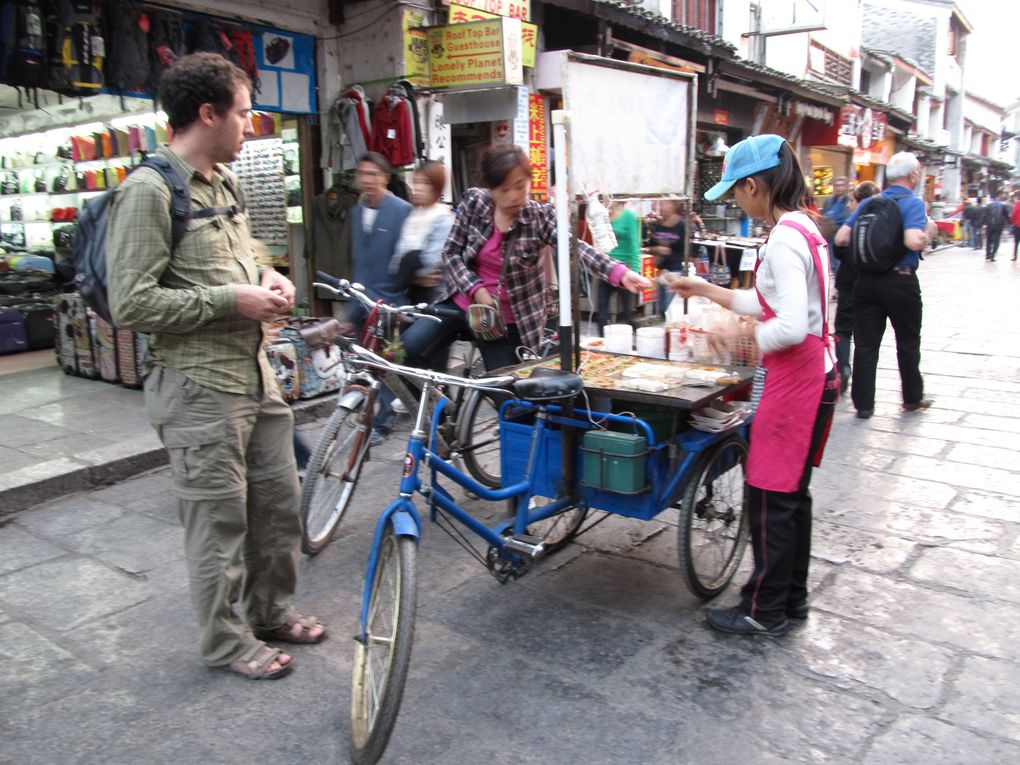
{"left": 2, "top": 243, "right": 1019, "bottom": 764}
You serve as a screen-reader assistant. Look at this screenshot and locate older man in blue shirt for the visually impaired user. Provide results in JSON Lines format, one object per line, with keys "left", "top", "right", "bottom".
{"left": 835, "top": 153, "right": 937, "bottom": 419}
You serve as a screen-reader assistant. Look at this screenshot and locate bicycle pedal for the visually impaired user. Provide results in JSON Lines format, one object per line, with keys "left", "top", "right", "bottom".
{"left": 503, "top": 534, "right": 546, "bottom": 559}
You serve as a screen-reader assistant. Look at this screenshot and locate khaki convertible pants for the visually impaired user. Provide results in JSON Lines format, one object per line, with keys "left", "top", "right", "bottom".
{"left": 144, "top": 366, "right": 302, "bottom": 666}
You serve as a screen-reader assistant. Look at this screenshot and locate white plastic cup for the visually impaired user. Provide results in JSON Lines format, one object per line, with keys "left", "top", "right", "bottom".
{"left": 603, "top": 324, "right": 633, "bottom": 354}
{"left": 635, "top": 326, "right": 666, "bottom": 358}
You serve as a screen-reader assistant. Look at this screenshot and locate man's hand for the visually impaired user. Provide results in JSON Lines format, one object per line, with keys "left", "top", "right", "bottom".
{"left": 621, "top": 270, "right": 653, "bottom": 293}
{"left": 261, "top": 269, "right": 296, "bottom": 310}
{"left": 236, "top": 285, "right": 291, "bottom": 322}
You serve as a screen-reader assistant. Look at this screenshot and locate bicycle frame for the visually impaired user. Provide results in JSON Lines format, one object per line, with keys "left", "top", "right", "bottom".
{"left": 357, "top": 379, "right": 575, "bottom": 638}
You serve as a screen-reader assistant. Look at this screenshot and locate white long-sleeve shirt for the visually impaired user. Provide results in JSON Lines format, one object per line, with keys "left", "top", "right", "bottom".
{"left": 730, "top": 211, "right": 832, "bottom": 368}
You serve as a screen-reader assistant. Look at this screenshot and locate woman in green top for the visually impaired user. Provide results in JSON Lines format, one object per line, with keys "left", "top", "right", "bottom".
{"left": 598, "top": 201, "right": 641, "bottom": 328}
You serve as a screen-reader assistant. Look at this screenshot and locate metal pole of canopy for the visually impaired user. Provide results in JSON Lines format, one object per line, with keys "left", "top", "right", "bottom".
{"left": 552, "top": 109, "right": 573, "bottom": 373}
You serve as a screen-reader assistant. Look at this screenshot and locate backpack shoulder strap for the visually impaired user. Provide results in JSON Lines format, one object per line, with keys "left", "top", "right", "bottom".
{"left": 138, "top": 155, "right": 191, "bottom": 251}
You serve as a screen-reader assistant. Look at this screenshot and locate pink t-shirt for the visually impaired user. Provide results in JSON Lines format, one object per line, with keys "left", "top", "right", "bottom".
{"left": 453, "top": 229, "right": 515, "bottom": 325}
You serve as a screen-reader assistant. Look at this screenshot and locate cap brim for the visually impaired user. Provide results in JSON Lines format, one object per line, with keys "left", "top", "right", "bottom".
{"left": 704, "top": 180, "right": 734, "bottom": 201}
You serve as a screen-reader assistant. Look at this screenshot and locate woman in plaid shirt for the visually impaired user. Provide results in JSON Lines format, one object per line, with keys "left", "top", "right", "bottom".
{"left": 402, "top": 144, "right": 651, "bottom": 372}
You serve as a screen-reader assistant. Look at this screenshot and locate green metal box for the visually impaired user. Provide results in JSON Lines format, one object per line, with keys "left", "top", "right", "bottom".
{"left": 581, "top": 430, "right": 649, "bottom": 494}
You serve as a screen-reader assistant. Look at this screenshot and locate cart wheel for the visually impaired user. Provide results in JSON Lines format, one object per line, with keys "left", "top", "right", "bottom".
{"left": 677, "top": 434, "right": 750, "bottom": 599}
{"left": 350, "top": 529, "right": 417, "bottom": 765}
{"left": 525, "top": 498, "right": 587, "bottom": 553}
{"left": 300, "top": 401, "right": 370, "bottom": 556}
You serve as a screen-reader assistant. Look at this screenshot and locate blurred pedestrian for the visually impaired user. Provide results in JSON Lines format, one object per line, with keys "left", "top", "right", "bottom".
{"left": 390, "top": 161, "right": 454, "bottom": 306}
{"left": 598, "top": 200, "right": 641, "bottom": 328}
{"left": 984, "top": 192, "right": 1011, "bottom": 262}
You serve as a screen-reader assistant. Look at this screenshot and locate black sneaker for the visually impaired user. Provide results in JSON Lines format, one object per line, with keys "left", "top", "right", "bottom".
{"left": 855, "top": 409, "right": 873, "bottom": 419}
{"left": 705, "top": 605, "right": 791, "bottom": 636}
{"left": 787, "top": 601, "right": 809, "bottom": 619}
{"left": 902, "top": 399, "right": 933, "bottom": 412}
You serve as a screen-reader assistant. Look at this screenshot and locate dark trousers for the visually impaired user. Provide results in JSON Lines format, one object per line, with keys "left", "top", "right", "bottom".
{"left": 851, "top": 269, "right": 924, "bottom": 411}
{"left": 833, "top": 259, "right": 857, "bottom": 376}
{"left": 986, "top": 226, "right": 1004, "bottom": 259}
{"left": 597, "top": 282, "right": 636, "bottom": 328}
{"left": 741, "top": 369, "right": 838, "bottom": 620}
{"left": 972, "top": 226, "right": 984, "bottom": 249}
{"left": 1013, "top": 227, "right": 1020, "bottom": 259}
{"left": 401, "top": 299, "right": 524, "bottom": 373}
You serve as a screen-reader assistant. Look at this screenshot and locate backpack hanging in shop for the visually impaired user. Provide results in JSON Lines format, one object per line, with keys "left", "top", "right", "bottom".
{"left": 227, "top": 26, "right": 259, "bottom": 94}
{"left": 1, "top": 0, "right": 48, "bottom": 93}
{"left": 187, "top": 16, "right": 241, "bottom": 70}
{"left": 73, "top": 157, "right": 242, "bottom": 324}
{"left": 147, "top": 8, "right": 183, "bottom": 95}
{"left": 46, "top": 0, "right": 105, "bottom": 96}
{"left": 848, "top": 192, "right": 906, "bottom": 273}
{"left": 105, "top": 0, "right": 150, "bottom": 93}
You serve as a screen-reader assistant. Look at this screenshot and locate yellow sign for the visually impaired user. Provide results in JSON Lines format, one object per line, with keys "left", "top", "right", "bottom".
{"left": 449, "top": 3, "right": 536, "bottom": 68}
{"left": 403, "top": 10, "right": 430, "bottom": 85}
{"left": 428, "top": 18, "right": 523, "bottom": 89}
{"left": 451, "top": 0, "right": 531, "bottom": 21}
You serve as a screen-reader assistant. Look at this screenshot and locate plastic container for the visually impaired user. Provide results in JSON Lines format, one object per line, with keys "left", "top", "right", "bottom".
{"left": 581, "top": 430, "right": 648, "bottom": 494}
{"left": 635, "top": 326, "right": 666, "bottom": 358}
{"left": 603, "top": 324, "right": 633, "bottom": 354}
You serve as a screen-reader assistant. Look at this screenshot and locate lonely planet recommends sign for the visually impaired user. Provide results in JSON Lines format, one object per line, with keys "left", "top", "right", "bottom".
{"left": 428, "top": 18, "right": 523, "bottom": 89}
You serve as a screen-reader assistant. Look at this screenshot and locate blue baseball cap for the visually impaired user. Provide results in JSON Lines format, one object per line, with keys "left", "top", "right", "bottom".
{"left": 704, "top": 134, "right": 786, "bottom": 201}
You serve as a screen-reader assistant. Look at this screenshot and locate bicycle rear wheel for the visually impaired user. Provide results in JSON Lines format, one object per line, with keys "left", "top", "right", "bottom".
{"left": 525, "top": 501, "right": 587, "bottom": 553}
{"left": 677, "top": 435, "right": 750, "bottom": 599}
{"left": 299, "top": 400, "right": 370, "bottom": 555}
{"left": 350, "top": 529, "right": 417, "bottom": 765}
{"left": 456, "top": 388, "right": 507, "bottom": 488}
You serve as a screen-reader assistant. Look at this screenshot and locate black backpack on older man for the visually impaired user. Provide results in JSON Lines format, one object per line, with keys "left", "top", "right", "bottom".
{"left": 847, "top": 189, "right": 911, "bottom": 273}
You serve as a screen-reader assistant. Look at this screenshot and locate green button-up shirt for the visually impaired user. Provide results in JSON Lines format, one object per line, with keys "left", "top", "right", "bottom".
{"left": 107, "top": 147, "right": 275, "bottom": 396}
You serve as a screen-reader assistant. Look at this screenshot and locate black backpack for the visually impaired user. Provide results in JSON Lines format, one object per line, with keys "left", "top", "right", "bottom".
{"left": 104, "top": 0, "right": 150, "bottom": 93}
{"left": 73, "top": 156, "right": 242, "bottom": 324}
{"left": 2, "top": 0, "right": 47, "bottom": 90}
{"left": 849, "top": 192, "right": 905, "bottom": 273}
{"left": 147, "top": 8, "right": 182, "bottom": 94}
{"left": 46, "top": 0, "right": 104, "bottom": 96}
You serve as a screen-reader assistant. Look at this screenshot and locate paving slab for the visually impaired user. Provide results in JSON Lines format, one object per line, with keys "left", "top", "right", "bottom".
{"left": 862, "top": 715, "right": 1020, "bottom": 765}
{"left": 940, "top": 655, "right": 1020, "bottom": 743}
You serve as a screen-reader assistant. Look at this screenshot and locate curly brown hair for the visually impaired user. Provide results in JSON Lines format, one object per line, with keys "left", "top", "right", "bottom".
{"left": 158, "top": 53, "right": 252, "bottom": 131}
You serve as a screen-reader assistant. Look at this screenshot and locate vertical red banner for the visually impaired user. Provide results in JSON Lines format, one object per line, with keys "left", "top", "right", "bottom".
{"left": 640, "top": 253, "right": 657, "bottom": 305}
{"left": 528, "top": 93, "right": 548, "bottom": 201}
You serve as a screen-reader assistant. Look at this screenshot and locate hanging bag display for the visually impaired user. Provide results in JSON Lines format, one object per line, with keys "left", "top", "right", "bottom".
{"left": 707, "top": 243, "right": 732, "bottom": 286}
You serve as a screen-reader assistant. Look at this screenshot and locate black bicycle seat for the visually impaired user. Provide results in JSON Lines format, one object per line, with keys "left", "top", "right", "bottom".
{"left": 512, "top": 367, "right": 583, "bottom": 402}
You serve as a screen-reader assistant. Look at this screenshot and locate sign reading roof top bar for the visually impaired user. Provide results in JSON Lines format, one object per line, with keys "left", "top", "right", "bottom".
{"left": 428, "top": 18, "right": 524, "bottom": 89}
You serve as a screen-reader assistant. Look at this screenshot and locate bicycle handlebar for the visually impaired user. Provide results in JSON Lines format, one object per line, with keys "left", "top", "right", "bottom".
{"left": 348, "top": 342, "right": 517, "bottom": 392}
{"left": 314, "top": 272, "right": 441, "bottom": 324}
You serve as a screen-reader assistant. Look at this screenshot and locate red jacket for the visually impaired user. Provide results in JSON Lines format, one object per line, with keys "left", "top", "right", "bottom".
{"left": 370, "top": 96, "right": 414, "bottom": 167}
{"left": 1011, "top": 201, "right": 1020, "bottom": 227}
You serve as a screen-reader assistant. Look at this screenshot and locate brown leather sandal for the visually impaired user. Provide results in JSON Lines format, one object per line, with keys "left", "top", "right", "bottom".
{"left": 254, "top": 614, "right": 328, "bottom": 645}
{"left": 228, "top": 643, "right": 293, "bottom": 680}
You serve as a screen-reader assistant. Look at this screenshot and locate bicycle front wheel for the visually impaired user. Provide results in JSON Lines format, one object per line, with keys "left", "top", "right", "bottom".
{"left": 350, "top": 529, "right": 417, "bottom": 765}
{"left": 456, "top": 388, "right": 506, "bottom": 488}
{"left": 677, "top": 434, "right": 750, "bottom": 599}
{"left": 299, "top": 401, "right": 370, "bottom": 556}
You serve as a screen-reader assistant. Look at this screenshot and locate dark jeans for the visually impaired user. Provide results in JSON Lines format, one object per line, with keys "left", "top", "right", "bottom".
{"left": 986, "top": 226, "right": 1004, "bottom": 259}
{"left": 833, "top": 255, "right": 857, "bottom": 375}
{"left": 401, "top": 299, "right": 524, "bottom": 373}
{"left": 1013, "top": 227, "right": 1020, "bottom": 259}
{"left": 851, "top": 269, "right": 924, "bottom": 411}
{"left": 741, "top": 369, "right": 838, "bottom": 620}
{"left": 597, "top": 282, "right": 636, "bottom": 328}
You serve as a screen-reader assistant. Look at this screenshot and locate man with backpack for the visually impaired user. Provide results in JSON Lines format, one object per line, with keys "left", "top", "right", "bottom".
{"left": 835, "top": 152, "right": 937, "bottom": 420}
{"left": 107, "top": 53, "right": 325, "bottom": 681}
{"left": 983, "top": 191, "right": 1011, "bottom": 262}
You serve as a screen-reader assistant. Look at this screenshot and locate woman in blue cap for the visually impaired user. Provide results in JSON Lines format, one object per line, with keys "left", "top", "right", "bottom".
{"left": 672, "top": 134, "right": 839, "bottom": 637}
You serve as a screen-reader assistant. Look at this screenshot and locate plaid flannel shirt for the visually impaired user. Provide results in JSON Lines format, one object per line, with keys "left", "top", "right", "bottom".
{"left": 438, "top": 188, "right": 625, "bottom": 354}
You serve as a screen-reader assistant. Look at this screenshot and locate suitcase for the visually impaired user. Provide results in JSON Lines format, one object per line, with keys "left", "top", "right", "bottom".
{"left": 116, "top": 328, "right": 146, "bottom": 388}
{"left": 95, "top": 317, "right": 119, "bottom": 383}
{"left": 68, "top": 293, "right": 100, "bottom": 379}
{"left": 266, "top": 338, "right": 300, "bottom": 402}
{"left": 0, "top": 306, "right": 28, "bottom": 354}
{"left": 281, "top": 323, "right": 344, "bottom": 400}
{"left": 15, "top": 302, "right": 56, "bottom": 350}
{"left": 55, "top": 295, "right": 78, "bottom": 374}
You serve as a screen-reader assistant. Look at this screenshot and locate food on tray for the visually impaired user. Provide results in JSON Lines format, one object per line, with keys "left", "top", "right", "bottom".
{"left": 617, "top": 378, "right": 671, "bottom": 392}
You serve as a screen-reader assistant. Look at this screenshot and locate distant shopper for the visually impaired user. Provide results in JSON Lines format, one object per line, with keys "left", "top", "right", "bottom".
{"left": 108, "top": 53, "right": 325, "bottom": 682}
{"left": 649, "top": 200, "right": 688, "bottom": 310}
{"left": 598, "top": 200, "right": 641, "bottom": 328}
{"left": 972, "top": 197, "right": 987, "bottom": 250}
{"left": 832, "top": 181, "right": 881, "bottom": 394}
{"left": 821, "top": 176, "right": 851, "bottom": 274}
{"left": 671, "top": 134, "right": 838, "bottom": 638}
{"left": 1012, "top": 197, "right": 1020, "bottom": 261}
{"left": 984, "top": 192, "right": 1011, "bottom": 262}
{"left": 835, "top": 152, "right": 937, "bottom": 419}
{"left": 961, "top": 199, "right": 979, "bottom": 248}
{"left": 390, "top": 161, "right": 454, "bottom": 306}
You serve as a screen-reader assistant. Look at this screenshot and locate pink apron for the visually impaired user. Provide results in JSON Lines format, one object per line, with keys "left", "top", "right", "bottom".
{"left": 746, "top": 219, "right": 835, "bottom": 493}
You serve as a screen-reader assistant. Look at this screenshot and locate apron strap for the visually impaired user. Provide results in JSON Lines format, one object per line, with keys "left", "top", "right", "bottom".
{"left": 775, "top": 218, "right": 835, "bottom": 363}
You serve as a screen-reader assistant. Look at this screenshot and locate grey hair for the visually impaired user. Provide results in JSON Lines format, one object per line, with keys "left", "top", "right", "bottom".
{"left": 886, "top": 152, "right": 921, "bottom": 181}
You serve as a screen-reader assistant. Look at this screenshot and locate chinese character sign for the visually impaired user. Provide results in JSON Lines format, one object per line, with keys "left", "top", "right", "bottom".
{"left": 449, "top": 3, "right": 536, "bottom": 67}
{"left": 838, "top": 105, "right": 887, "bottom": 150}
{"left": 528, "top": 93, "right": 548, "bottom": 201}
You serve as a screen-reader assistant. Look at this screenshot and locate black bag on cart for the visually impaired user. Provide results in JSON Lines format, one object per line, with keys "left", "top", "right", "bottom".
{"left": 15, "top": 301, "right": 55, "bottom": 349}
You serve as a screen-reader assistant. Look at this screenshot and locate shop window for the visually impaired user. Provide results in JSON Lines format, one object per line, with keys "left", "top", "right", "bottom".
{"left": 673, "top": 0, "right": 718, "bottom": 36}
{"left": 808, "top": 39, "right": 852, "bottom": 87}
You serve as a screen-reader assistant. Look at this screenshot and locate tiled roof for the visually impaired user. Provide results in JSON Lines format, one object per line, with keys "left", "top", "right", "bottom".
{"left": 862, "top": 1, "right": 937, "bottom": 78}
{"left": 807, "top": 82, "right": 916, "bottom": 126}
{"left": 593, "top": 1, "right": 736, "bottom": 54}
